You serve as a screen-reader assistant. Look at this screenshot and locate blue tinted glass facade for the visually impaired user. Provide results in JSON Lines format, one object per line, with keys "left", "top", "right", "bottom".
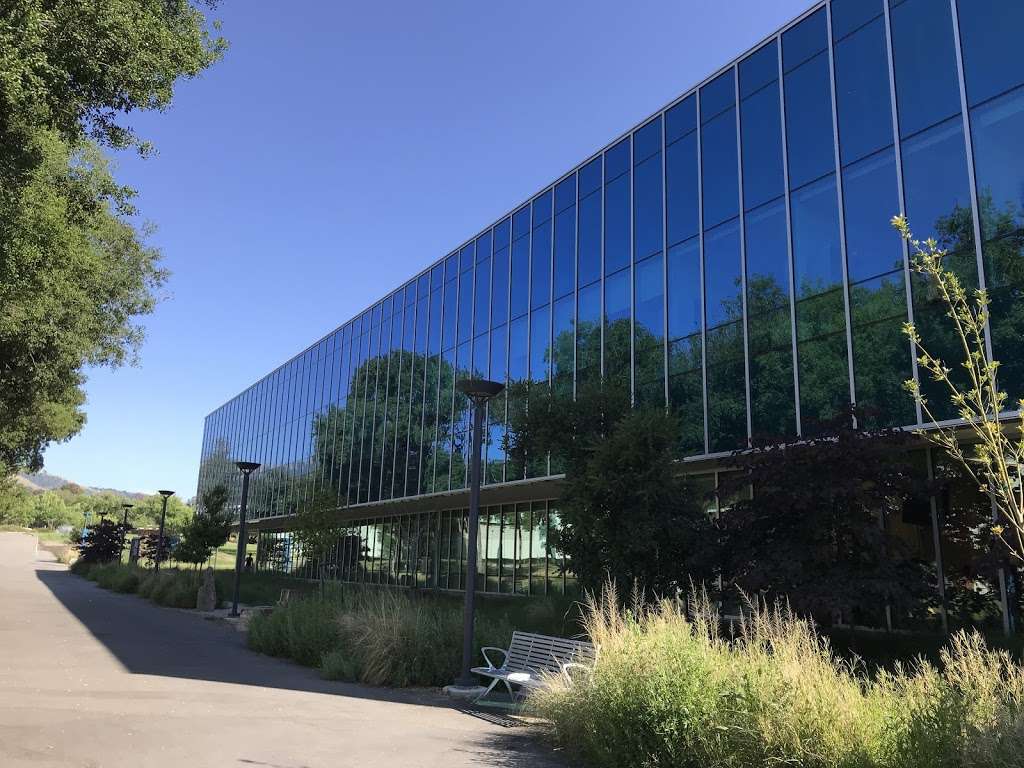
{"left": 197, "top": 0, "right": 1024, "bottom": 593}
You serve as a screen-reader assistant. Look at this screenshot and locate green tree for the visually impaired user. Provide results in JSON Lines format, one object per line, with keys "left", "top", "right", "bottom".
{"left": 0, "top": 481, "right": 33, "bottom": 527}
{"left": 0, "top": 1, "right": 225, "bottom": 475}
{"left": 506, "top": 379, "right": 712, "bottom": 596}
{"left": 174, "top": 485, "right": 231, "bottom": 566}
{"left": 30, "top": 491, "right": 71, "bottom": 529}
{"left": 717, "top": 411, "right": 933, "bottom": 625}
{"left": 292, "top": 490, "right": 344, "bottom": 597}
{"left": 77, "top": 518, "right": 127, "bottom": 564}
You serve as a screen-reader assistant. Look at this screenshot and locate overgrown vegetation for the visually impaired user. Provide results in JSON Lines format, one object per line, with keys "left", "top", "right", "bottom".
{"left": 70, "top": 560, "right": 312, "bottom": 610}
{"left": 248, "top": 585, "right": 579, "bottom": 688}
{"left": 529, "top": 585, "right": 1024, "bottom": 768}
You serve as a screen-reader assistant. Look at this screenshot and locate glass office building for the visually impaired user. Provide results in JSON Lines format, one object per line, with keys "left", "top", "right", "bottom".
{"left": 197, "top": 0, "right": 1024, "bottom": 597}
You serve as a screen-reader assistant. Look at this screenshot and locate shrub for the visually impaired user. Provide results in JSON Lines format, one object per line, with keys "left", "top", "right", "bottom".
{"left": 528, "top": 585, "right": 1024, "bottom": 768}
{"left": 248, "top": 585, "right": 536, "bottom": 688}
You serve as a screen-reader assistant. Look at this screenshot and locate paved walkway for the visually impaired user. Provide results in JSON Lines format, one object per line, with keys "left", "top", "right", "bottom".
{"left": 0, "top": 533, "right": 568, "bottom": 768}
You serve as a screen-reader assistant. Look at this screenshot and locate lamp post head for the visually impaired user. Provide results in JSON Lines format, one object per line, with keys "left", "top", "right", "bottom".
{"left": 122, "top": 503, "right": 133, "bottom": 510}
{"left": 455, "top": 378, "right": 505, "bottom": 403}
{"left": 235, "top": 461, "right": 261, "bottom": 474}
{"left": 158, "top": 490, "right": 174, "bottom": 498}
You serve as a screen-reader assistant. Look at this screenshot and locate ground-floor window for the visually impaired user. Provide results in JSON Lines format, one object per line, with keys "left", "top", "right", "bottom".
{"left": 255, "top": 499, "right": 575, "bottom": 596}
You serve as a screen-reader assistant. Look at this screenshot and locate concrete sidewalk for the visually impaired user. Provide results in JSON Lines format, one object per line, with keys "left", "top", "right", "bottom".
{"left": 0, "top": 532, "right": 569, "bottom": 767}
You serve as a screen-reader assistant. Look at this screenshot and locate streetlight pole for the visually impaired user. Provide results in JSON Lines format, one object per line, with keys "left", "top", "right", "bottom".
{"left": 121, "top": 503, "right": 133, "bottom": 564}
{"left": 155, "top": 490, "right": 174, "bottom": 573}
{"left": 230, "top": 461, "right": 261, "bottom": 618}
{"left": 452, "top": 378, "right": 504, "bottom": 690}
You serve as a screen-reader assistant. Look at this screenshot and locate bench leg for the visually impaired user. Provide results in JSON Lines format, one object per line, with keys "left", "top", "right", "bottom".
{"left": 474, "top": 676, "right": 503, "bottom": 704}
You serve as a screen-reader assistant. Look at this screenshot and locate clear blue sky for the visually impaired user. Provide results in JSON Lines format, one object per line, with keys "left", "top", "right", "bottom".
{"left": 42, "top": 0, "right": 812, "bottom": 499}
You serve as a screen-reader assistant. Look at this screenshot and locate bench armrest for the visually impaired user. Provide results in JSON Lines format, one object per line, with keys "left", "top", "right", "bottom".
{"left": 479, "top": 647, "right": 508, "bottom": 670}
{"left": 559, "top": 661, "right": 593, "bottom": 686}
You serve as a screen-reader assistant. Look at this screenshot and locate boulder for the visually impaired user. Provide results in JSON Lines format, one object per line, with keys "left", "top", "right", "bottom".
{"left": 196, "top": 567, "right": 217, "bottom": 612}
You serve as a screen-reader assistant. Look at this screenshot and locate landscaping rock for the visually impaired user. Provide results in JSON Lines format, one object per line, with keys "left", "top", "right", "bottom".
{"left": 197, "top": 567, "right": 217, "bottom": 612}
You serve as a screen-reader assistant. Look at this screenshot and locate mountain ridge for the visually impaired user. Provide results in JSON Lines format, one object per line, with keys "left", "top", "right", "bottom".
{"left": 14, "top": 471, "right": 148, "bottom": 500}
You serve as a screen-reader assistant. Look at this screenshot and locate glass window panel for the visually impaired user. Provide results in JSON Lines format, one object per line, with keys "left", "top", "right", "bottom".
{"left": 834, "top": 15, "right": 894, "bottom": 165}
{"left": 533, "top": 189, "right": 552, "bottom": 226}
{"left": 531, "top": 219, "right": 552, "bottom": 309}
{"left": 555, "top": 174, "right": 576, "bottom": 213}
{"left": 604, "top": 172, "right": 631, "bottom": 274}
{"left": 552, "top": 295, "right": 575, "bottom": 381}
{"left": 704, "top": 219, "right": 742, "bottom": 329}
{"left": 491, "top": 246, "right": 509, "bottom": 328}
{"left": 553, "top": 205, "right": 576, "bottom": 299}
{"left": 782, "top": 8, "right": 827, "bottom": 72}
{"left": 579, "top": 156, "right": 602, "bottom": 197}
{"left": 458, "top": 273, "right": 473, "bottom": 343}
{"left": 957, "top": 0, "right": 1024, "bottom": 107}
{"left": 508, "top": 316, "right": 528, "bottom": 383}
{"left": 701, "top": 107, "right": 739, "bottom": 228}
{"left": 739, "top": 42, "right": 778, "bottom": 99}
{"left": 784, "top": 49, "right": 836, "bottom": 189}
{"left": 669, "top": 335, "right": 705, "bottom": 455}
{"left": 512, "top": 205, "right": 530, "bottom": 241}
{"left": 890, "top": 0, "right": 961, "bottom": 138}
{"left": 635, "top": 254, "right": 665, "bottom": 404}
{"left": 634, "top": 151, "right": 664, "bottom": 261}
{"left": 971, "top": 87, "right": 1024, "bottom": 246}
{"left": 795, "top": 290, "right": 850, "bottom": 431}
{"left": 849, "top": 273, "right": 914, "bottom": 427}
{"left": 473, "top": 334, "right": 488, "bottom": 379}
{"left": 831, "top": 0, "right": 883, "bottom": 41}
{"left": 666, "top": 94, "right": 697, "bottom": 144}
{"left": 441, "top": 279, "right": 457, "bottom": 350}
{"left": 445, "top": 254, "right": 458, "bottom": 283}
{"left": 740, "top": 74, "right": 784, "bottom": 211}
{"left": 605, "top": 137, "right": 630, "bottom": 181}
{"left": 577, "top": 281, "right": 601, "bottom": 379}
{"left": 460, "top": 244, "right": 474, "bottom": 273}
{"left": 530, "top": 305, "right": 551, "bottom": 384}
{"left": 748, "top": 304, "right": 796, "bottom": 440}
{"left": 578, "top": 190, "right": 601, "bottom": 287}
{"left": 791, "top": 174, "right": 843, "bottom": 297}
{"left": 475, "top": 231, "right": 491, "bottom": 263}
{"left": 744, "top": 199, "right": 790, "bottom": 311}
{"left": 706, "top": 319, "right": 747, "bottom": 452}
{"left": 474, "top": 257, "right": 490, "bottom": 336}
{"left": 490, "top": 323, "right": 508, "bottom": 383}
{"left": 668, "top": 237, "right": 702, "bottom": 340}
{"left": 634, "top": 116, "right": 662, "bottom": 163}
{"left": 428, "top": 288, "right": 442, "bottom": 353}
{"left": 604, "top": 268, "right": 631, "bottom": 386}
{"left": 494, "top": 217, "right": 511, "bottom": 251}
{"left": 510, "top": 235, "right": 529, "bottom": 319}
{"left": 843, "top": 149, "right": 903, "bottom": 282}
{"left": 701, "top": 70, "right": 735, "bottom": 121}
{"left": 666, "top": 131, "right": 700, "bottom": 246}
{"left": 901, "top": 117, "right": 975, "bottom": 255}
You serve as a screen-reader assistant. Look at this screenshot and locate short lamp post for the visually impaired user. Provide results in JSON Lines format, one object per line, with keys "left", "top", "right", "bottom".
{"left": 155, "top": 490, "right": 174, "bottom": 573}
{"left": 230, "top": 461, "right": 261, "bottom": 618}
{"left": 121, "top": 503, "right": 134, "bottom": 528}
{"left": 452, "top": 378, "right": 505, "bottom": 690}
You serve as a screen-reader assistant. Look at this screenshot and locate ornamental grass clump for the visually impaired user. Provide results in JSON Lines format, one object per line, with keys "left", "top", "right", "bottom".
{"left": 528, "top": 584, "right": 1024, "bottom": 768}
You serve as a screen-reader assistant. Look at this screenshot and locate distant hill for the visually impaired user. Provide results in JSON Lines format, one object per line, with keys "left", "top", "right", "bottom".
{"left": 14, "top": 471, "right": 147, "bottom": 500}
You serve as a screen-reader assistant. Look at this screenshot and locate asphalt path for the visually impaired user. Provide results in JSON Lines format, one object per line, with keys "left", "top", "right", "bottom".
{"left": 0, "top": 532, "right": 567, "bottom": 768}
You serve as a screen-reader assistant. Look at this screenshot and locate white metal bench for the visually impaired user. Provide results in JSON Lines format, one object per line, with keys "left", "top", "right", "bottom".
{"left": 472, "top": 630, "right": 596, "bottom": 704}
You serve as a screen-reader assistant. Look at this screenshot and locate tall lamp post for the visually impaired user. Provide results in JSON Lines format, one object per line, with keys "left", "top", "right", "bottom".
{"left": 155, "top": 490, "right": 174, "bottom": 573}
{"left": 452, "top": 378, "right": 504, "bottom": 690}
{"left": 230, "top": 461, "right": 261, "bottom": 618}
{"left": 121, "top": 503, "right": 134, "bottom": 564}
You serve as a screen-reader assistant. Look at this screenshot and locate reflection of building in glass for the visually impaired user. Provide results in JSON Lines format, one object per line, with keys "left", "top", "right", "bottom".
{"left": 197, "top": 0, "right": 1024, "bottom": 609}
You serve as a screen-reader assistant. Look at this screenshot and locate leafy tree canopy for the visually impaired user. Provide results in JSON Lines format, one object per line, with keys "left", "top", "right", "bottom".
{"left": 0, "top": 1, "right": 226, "bottom": 475}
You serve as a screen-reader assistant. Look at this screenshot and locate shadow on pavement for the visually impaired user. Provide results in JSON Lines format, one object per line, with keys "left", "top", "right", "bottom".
{"left": 36, "top": 566, "right": 458, "bottom": 709}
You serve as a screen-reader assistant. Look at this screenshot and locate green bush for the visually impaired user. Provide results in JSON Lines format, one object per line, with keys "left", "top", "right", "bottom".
{"left": 527, "top": 586, "right": 1024, "bottom": 768}
{"left": 248, "top": 584, "right": 561, "bottom": 688}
